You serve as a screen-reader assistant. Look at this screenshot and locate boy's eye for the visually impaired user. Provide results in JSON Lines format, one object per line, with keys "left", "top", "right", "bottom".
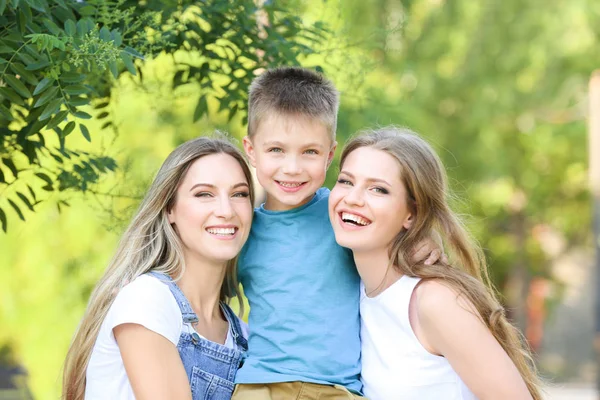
{"left": 268, "top": 147, "right": 283, "bottom": 153}
{"left": 195, "top": 192, "right": 213, "bottom": 198}
{"left": 304, "top": 149, "right": 319, "bottom": 155}
{"left": 232, "top": 191, "right": 250, "bottom": 198}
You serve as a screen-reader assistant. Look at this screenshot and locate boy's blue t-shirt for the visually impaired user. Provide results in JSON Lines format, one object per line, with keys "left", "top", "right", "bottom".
{"left": 234, "top": 188, "right": 362, "bottom": 393}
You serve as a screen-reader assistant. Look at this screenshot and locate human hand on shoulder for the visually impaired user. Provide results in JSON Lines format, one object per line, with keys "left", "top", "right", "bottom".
{"left": 411, "top": 230, "right": 448, "bottom": 265}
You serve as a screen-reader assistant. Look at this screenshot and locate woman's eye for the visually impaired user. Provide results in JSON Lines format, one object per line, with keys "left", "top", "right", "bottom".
{"left": 337, "top": 178, "right": 352, "bottom": 186}
{"left": 268, "top": 147, "right": 283, "bottom": 153}
{"left": 233, "top": 191, "right": 250, "bottom": 198}
{"left": 195, "top": 192, "right": 213, "bottom": 198}
{"left": 372, "top": 187, "right": 389, "bottom": 194}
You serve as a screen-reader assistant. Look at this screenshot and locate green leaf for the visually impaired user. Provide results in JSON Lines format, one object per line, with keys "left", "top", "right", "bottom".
{"left": 94, "top": 101, "right": 109, "bottom": 109}
{"left": 67, "top": 96, "right": 89, "bottom": 107}
{"left": 42, "top": 18, "right": 61, "bottom": 35}
{"left": 97, "top": 111, "right": 109, "bottom": 119}
{"left": 34, "top": 86, "right": 58, "bottom": 107}
{"left": 64, "top": 19, "right": 76, "bottom": 36}
{"left": 108, "top": 61, "right": 118, "bottom": 78}
{"left": 73, "top": 111, "right": 91, "bottom": 119}
{"left": 24, "top": 0, "right": 44, "bottom": 12}
{"left": 17, "top": 9, "right": 26, "bottom": 33}
{"left": 10, "top": 63, "right": 39, "bottom": 85}
{"left": 4, "top": 74, "right": 31, "bottom": 98}
{"left": 111, "top": 29, "right": 122, "bottom": 46}
{"left": 193, "top": 96, "right": 208, "bottom": 122}
{"left": 123, "top": 46, "right": 144, "bottom": 60}
{"left": 2, "top": 157, "right": 17, "bottom": 177}
{"left": 10, "top": 0, "right": 19, "bottom": 8}
{"left": 46, "top": 109, "right": 68, "bottom": 130}
{"left": 35, "top": 172, "right": 52, "bottom": 186}
{"left": 27, "top": 184, "right": 37, "bottom": 202}
{"left": 25, "top": 59, "right": 50, "bottom": 70}
{"left": 0, "top": 167, "right": 4, "bottom": 183}
{"left": 8, "top": 199, "right": 25, "bottom": 221}
{"left": 39, "top": 98, "right": 62, "bottom": 120}
{"left": 60, "top": 72, "right": 85, "bottom": 83}
{"left": 64, "top": 85, "right": 89, "bottom": 95}
{"left": 33, "top": 77, "right": 54, "bottom": 96}
{"left": 0, "top": 87, "right": 24, "bottom": 105}
{"left": 16, "top": 191, "right": 33, "bottom": 211}
{"left": 76, "top": 19, "right": 91, "bottom": 37}
{"left": 0, "top": 0, "right": 6, "bottom": 16}
{"left": 80, "top": 123, "right": 90, "bottom": 141}
{"left": 0, "top": 207, "right": 6, "bottom": 232}
{"left": 78, "top": 5, "right": 95, "bottom": 16}
{"left": 120, "top": 52, "right": 136, "bottom": 75}
{"left": 99, "top": 26, "right": 111, "bottom": 42}
{"left": 0, "top": 104, "right": 12, "bottom": 120}
{"left": 63, "top": 120, "right": 75, "bottom": 136}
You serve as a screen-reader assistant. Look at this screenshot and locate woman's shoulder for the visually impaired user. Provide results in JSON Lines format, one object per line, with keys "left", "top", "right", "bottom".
{"left": 107, "top": 273, "right": 183, "bottom": 345}
{"left": 413, "top": 279, "right": 478, "bottom": 323}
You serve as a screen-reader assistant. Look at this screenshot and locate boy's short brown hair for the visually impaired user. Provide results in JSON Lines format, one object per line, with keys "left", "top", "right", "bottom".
{"left": 247, "top": 67, "right": 339, "bottom": 139}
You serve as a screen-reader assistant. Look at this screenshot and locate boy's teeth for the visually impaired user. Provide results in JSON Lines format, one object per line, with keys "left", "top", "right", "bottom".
{"left": 279, "top": 181, "right": 302, "bottom": 188}
{"left": 207, "top": 227, "right": 236, "bottom": 235}
{"left": 341, "top": 212, "right": 370, "bottom": 226}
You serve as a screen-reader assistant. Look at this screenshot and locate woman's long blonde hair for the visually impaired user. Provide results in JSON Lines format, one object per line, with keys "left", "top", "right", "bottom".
{"left": 340, "top": 127, "right": 542, "bottom": 399}
{"left": 62, "top": 135, "right": 255, "bottom": 400}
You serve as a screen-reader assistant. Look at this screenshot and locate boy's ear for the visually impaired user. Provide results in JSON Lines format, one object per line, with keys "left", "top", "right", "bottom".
{"left": 326, "top": 140, "right": 337, "bottom": 169}
{"left": 242, "top": 136, "right": 257, "bottom": 167}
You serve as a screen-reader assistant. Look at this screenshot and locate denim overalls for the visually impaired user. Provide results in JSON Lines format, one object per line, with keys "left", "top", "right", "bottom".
{"left": 148, "top": 272, "right": 248, "bottom": 400}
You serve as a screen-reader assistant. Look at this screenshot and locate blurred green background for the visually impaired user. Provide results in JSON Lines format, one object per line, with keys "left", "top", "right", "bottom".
{"left": 0, "top": 0, "right": 598, "bottom": 398}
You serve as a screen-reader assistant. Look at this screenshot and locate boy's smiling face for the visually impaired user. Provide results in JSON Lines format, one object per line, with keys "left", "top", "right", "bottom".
{"left": 243, "top": 113, "right": 336, "bottom": 211}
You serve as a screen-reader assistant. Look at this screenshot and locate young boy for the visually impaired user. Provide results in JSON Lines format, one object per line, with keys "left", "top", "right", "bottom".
{"left": 233, "top": 67, "right": 439, "bottom": 399}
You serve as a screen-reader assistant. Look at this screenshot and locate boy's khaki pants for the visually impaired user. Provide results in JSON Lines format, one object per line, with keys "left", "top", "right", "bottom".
{"left": 232, "top": 382, "right": 365, "bottom": 400}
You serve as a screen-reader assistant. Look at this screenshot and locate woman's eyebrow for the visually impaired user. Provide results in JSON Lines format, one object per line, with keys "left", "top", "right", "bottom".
{"left": 189, "top": 182, "right": 249, "bottom": 192}
{"left": 339, "top": 171, "right": 391, "bottom": 186}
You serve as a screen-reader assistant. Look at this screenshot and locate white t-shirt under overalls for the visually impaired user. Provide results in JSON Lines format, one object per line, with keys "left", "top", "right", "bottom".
{"left": 84, "top": 274, "right": 248, "bottom": 400}
{"left": 360, "top": 275, "right": 477, "bottom": 400}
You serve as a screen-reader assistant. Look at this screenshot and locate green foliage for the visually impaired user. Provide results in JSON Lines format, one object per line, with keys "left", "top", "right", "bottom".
{"left": 329, "top": 0, "right": 598, "bottom": 333}
{"left": 0, "top": 0, "right": 327, "bottom": 232}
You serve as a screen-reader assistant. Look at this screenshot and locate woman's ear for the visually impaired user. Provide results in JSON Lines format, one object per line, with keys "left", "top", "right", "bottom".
{"left": 403, "top": 213, "right": 414, "bottom": 230}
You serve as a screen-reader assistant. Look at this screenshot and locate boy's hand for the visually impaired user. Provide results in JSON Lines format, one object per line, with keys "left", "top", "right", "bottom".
{"left": 412, "top": 233, "right": 448, "bottom": 266}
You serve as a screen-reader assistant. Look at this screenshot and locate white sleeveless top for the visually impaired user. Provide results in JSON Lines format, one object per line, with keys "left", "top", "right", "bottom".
{"left": 360, "top": 276, "right": 477, "bottom": 400}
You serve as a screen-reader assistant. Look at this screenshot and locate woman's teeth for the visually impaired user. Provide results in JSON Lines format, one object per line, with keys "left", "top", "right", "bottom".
{"left": 206, "top": 227, "right": 236, "bottom": 235}
{"left": 341, "top": 212, "right": 370, "bottom": 226}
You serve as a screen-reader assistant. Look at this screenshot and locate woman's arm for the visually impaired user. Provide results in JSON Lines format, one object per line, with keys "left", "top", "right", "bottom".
{"left": 114, "top": 323, "right": 192, "bottom": 400}
{"left": 413, "top": 280, "right": 532, "bottom": 400}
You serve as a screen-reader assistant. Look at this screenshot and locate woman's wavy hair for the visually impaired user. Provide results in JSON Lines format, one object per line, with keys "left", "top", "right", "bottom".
{"left": 340, "top": 126, "right": 542, "bottom": 399}
{"left": 62, "top": 134, "right": 255, "bottom": 400}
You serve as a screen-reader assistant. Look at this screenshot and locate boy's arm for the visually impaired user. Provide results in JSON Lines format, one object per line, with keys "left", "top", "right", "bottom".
{"left": 411, "top": 230, "right": 448, "bottom": 265}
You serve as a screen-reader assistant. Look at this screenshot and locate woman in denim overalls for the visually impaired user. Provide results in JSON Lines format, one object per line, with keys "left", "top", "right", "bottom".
{"left": 149, "top": 271, "right": 248, "bottom": 400}
{"left": 63, "top": 136, "right": 255, "bottom": 400}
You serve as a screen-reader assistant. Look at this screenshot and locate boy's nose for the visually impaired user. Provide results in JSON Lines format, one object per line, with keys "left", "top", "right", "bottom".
{"left": 282, "top": 156, "right": 302, "bottom": 175}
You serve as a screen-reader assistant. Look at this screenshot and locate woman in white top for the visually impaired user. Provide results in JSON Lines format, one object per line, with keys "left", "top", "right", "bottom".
{"left": 62, "top": 135, "right": 254, "bottom": 400}
{"left": 329, "top": 127, "right": 542, "bottom": 400}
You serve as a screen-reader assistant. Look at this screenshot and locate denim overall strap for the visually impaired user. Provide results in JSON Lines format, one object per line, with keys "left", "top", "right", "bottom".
{"left": 220, "top": 303, "right": 248, "bottom": 351}
{"left": 146, "top": 271, "right": 199, "bottom": 325}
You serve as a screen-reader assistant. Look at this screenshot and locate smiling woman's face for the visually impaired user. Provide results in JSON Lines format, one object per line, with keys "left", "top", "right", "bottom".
{"left": 329, "top": 146, "right": 414, "bottom": 254}
{"left": 168, "top": 153, "right": 253, "bottom": 264}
